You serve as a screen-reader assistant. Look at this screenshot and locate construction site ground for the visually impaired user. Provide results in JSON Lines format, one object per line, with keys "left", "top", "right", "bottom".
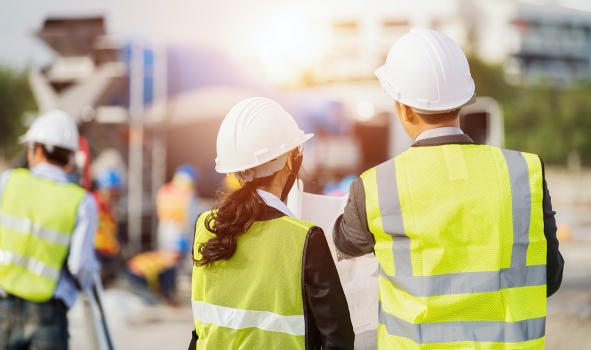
{"left": 68, "top": 168, "right": 591, "bottom": 350}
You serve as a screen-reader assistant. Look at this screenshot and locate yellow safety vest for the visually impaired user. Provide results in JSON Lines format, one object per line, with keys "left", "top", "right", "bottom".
{"left": 0, "top": 169, "right": 86, "bottom": 302}
{"left": 361, "top": 145, "right": 546, "bottom": 350}
{"left": 191, "top": 211, "right": 313, "bottom": 349}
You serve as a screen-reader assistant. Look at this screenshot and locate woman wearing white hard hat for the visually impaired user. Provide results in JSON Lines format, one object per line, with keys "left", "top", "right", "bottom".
{"left": 188, "top": 97, "right": 354, "bottom": 349}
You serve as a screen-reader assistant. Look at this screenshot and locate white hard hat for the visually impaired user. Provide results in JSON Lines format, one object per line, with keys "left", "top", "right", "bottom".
{"left": 215, "top": 97, "right": 313, "bottom": 181}
{"left": 375, "top": 28, "right": 476, "bottom": 114}
{"left": 21, "top": 110, "right": 79, "bottom": 151}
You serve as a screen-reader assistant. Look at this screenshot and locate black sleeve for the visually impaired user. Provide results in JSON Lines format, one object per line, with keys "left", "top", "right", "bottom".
{"left": 192, "top": 212, "right": 207, "bottom": 258}
{"left": 333, "top": 179, "right": 376, "bottom": 259}
{"left": 540, "top": 157, "right": 564, "bottom": 297}
{"left": 188, "top": 329, "right": 197, "bottom": 350}
{"left": 303, "top": 227, "right": 355, "bottom": 350}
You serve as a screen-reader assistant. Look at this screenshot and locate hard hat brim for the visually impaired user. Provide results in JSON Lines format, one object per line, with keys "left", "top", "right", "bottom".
{"left": 19, "top": 133, "right": 80, "bottom": 151}
{"left": 374, "top": 65, "right": 476, "bottom": 114}
{"left": 215, "top": 133, "right": 314, "bottom": 174}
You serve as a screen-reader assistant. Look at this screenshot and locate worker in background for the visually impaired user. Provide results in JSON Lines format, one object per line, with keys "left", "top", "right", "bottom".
{"left": 0, "top": 110, "right": 99, "bottom": 350}
{"left": 126, "top": 250, "right": 180, "bottom": 305}
{"left": 189, "top": 97, "right": 354, "bottom": 349}
{"left": 157, "top": 164, "right": 198, "bottom": 254}
{"left": 333, "top": 28, "right": 564, "bottom": 349}
{"left": 93, "top": 169, "right": 123, "bottom": 284}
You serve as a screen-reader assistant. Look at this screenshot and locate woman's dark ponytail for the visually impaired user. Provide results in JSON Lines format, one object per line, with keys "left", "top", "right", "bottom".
{"left": 194, "top": 178, "right": 270, "bottom": 267}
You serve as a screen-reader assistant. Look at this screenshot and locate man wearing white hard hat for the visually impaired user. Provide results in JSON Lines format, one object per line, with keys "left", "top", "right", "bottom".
{"left": 333, "top": 28, "right": 563, "bottom": 349}
{"left": 0, "top": 110, "right": 99, "bottom": 350}
{"left": 188, "top": 97, "right": 354, "bottom": 349}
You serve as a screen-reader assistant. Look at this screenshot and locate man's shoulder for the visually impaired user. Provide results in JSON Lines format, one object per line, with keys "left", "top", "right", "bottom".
{"left": 359, "top": 158, "right": 397, "bottom": 180}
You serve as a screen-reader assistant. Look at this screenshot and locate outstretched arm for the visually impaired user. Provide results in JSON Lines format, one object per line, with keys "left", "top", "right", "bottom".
{"left": 333, "top": 179, "right": 375, "bottom": 259}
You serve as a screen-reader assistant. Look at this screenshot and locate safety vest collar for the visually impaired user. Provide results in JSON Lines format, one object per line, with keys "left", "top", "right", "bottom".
{"left": 412, "top": 133, "right": 475, "bottom": 147}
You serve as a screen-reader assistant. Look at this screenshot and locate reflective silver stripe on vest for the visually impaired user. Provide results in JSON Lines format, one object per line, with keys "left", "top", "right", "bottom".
{"left": 376, "top": 160, "right": 411, "bottom": 277}
{"left": 0, "top": 214, "right": 71, "bottom": 247}
{"left": 379, "top": 264, "right": 546, "bottom": 297}
{"left": 0, "top": 250, "right": 61, "bottom": 280}
{"left": 192, "top": 300, "right": 305, "bottom": 336}
{"left": 501, "top": 149, "right": 531, "bottom": 268}
{"left": 379, "top": 302, "right": 545, "bottom": 344}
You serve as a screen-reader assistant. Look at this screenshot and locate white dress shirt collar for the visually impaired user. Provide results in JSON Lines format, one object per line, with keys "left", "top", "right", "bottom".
{"left": 256, "top": 189, "right": 296, "bottom": 218}
{"left": 415, "top": 127, "right": 464, "bottom": 142}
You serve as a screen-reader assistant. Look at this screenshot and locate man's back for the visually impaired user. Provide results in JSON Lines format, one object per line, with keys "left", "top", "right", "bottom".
{"left": 0, "top": 168, "right": 87, "bottom": 302}
{"left": 334, "top": 133, "right": 564, "bottom": 349}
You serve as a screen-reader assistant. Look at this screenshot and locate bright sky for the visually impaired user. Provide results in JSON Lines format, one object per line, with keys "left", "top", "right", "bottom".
{"left": 0, "top": 0, "right": 349, "bottom": 69}
{"left": 2, "top": 0, "right": 591, "bottom": 70}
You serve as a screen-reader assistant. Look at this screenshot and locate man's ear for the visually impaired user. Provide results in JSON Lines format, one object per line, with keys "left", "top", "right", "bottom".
{"left": 402, "top": 104, "right": 422, "bottom": 125}
{"left": 396, "top": 101, "right": 413, "bottom": 123}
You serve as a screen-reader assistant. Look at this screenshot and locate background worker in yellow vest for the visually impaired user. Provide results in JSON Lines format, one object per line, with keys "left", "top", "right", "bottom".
{"left": 0, "top": 110, "right": 99, "bottom": 350}
{"left": 156, "top": 164, "right": 199, "bottom": 254}
{"left": 189, "top": 97, "right": 354, "bottom": 349}
{"left": 333, "top": 28, "right": 565, "bottom": 349}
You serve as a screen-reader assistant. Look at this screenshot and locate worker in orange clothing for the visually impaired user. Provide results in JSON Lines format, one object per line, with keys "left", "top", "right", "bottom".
{"left": 156, "top": 165, "right": 198, "bottom": 254}
{"left": 93, "top": 169, "right": 123, "bottom": 283}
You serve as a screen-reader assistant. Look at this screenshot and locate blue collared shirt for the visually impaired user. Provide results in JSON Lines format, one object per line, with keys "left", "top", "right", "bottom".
{"left": 0, "top": 162, "right": 99, "bottom": 308}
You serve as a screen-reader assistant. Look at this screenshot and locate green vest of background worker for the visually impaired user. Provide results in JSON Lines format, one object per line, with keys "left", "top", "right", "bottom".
{"left": 333, "top": 28, "right": 564, "bottom": 350}
{"left": 189, "top": 97, "right": 354, "bottom": 349}
{"left": 0, "top": 110, "right": 99, "bottom": 350}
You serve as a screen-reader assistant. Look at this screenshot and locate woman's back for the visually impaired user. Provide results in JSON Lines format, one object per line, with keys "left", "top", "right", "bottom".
{"left": 192, "top": 211, "right": 314, "bottom": 349}
{"left": 189, "top": 97, "right": 353, "bottom": 350}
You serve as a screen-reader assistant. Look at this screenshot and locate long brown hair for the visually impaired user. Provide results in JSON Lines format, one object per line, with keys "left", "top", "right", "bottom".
{"left": 194, "top": 175, "right": 274, "bottom": 267}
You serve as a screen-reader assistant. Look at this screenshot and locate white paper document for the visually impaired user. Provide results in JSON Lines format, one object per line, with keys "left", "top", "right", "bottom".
{"left": 287, "top": 184, "right": 379, "bottom": 350}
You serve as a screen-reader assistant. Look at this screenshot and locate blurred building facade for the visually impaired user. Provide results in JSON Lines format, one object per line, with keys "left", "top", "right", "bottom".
{"left": 508, "top": 4, "right": 591, "bottom": 85}
{"left": 271, "top": 0, "right": 591, "bottom": 87}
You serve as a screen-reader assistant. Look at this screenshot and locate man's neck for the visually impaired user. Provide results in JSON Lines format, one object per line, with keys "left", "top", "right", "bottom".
{"left": 415, "top": 127, "right": 464, "bottom": 142}
{"left": 412, "top": 122, "right": 461, "bottom": 141}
